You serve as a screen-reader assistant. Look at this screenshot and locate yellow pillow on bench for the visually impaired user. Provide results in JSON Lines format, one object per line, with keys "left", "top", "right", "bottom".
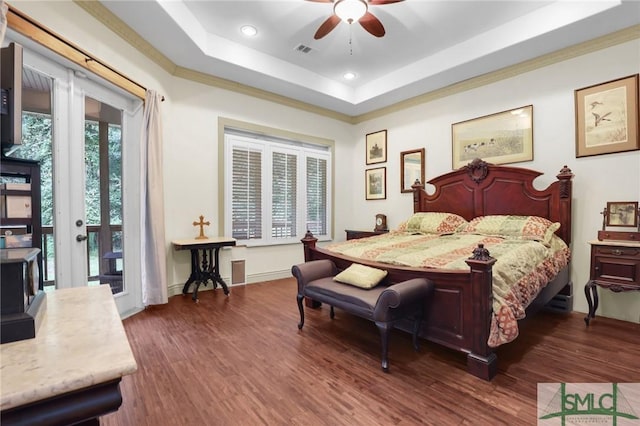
{"left": 334, "top": 263, "right": 388, "bottom": 289}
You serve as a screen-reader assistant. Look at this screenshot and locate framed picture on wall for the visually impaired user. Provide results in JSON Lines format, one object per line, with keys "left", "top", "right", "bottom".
{"left": 366, "top": 130, "right": 387, "bottom": 165}
{"left": 365, "top": 167, "right": 386, "bottom": 200}
{"left": 451, "top": 105, "right": 533, "bottom": 169}
{"left": 400, "top": 148, "right": 425, "bottom": 193}
{"left": 575, "top": 74, "right": 639, "bottom": 158}
{"left": 605, "top": 201, "right": 639, "bottom": 227}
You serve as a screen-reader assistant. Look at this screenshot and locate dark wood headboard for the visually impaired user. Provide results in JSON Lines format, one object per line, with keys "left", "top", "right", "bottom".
{"left": 412, "top": 159, "right": 574, "bottom": 245}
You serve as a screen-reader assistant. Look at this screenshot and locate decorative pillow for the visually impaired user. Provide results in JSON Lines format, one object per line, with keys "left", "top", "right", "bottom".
{"left": 404, "top": 212, "right": 468, "bottom": 235}
{"left": 462, "top": 215, "right": 560, "bottom": 245}
{"left": 333, "top": 263, "right": 388, "bottom": 289}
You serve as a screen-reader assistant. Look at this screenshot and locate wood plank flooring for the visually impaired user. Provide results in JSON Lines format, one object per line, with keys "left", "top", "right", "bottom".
{"left": 103, "top": 278, "right": 640, "bottom": 425}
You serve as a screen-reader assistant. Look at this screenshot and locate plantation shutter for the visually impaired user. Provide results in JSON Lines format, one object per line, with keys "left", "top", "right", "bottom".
{"left": 306, "top": 156, "right": 327, "bottom": 235}
{"left": 271, "top": 151, "right": 297, "bottom": 238}
{"left": 231, "top": 146, "right": 262, "bottom": 240}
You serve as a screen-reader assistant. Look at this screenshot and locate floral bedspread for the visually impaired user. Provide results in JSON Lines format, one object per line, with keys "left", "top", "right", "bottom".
{"left": 325, "top": 232, "right": 571, "bottom": 347}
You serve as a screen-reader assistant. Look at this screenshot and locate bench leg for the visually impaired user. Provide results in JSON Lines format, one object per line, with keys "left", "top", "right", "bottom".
{"left": 375, "top": 321, "right": 392, "bottom": 373}
{"left": 296, "top": 294, "right": 305, "bottom": 330}
{"left": 412, "top": 316, "right": 422, "bottom": 352}
{"left": 330, "top": 306, "right": 335, "bottom": 319}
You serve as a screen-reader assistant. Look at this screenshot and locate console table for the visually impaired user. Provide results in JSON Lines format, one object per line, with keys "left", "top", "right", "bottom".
{"left": 172, "top": 237, "right": 236, "bottom": 301}
{"left": 0, "top": 285, "right": 137, "bottom": 425}
{"left": 584, "top": 239, "right": 640, "bottom": 325}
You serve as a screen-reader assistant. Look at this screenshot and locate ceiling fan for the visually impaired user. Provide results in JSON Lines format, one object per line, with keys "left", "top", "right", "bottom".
{"left": 307, "top": 0, "right": 405, "bottom": 40}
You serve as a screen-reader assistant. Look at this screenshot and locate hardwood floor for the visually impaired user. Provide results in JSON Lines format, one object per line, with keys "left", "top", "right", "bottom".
{"left": 103, "top": 278, "right": 640, "bottom": 425}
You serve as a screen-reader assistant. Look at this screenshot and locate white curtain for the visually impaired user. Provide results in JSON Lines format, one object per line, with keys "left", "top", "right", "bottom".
{"left": 1, "top": 0, "right": 8, "bottom": 45}
{"left": 140, "top": 90, "right": 168, "bottom": 305}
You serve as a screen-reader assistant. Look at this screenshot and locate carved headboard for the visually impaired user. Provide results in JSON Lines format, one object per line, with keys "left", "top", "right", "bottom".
{"left": 412, "top": 159, "right": 574, "bottom": 245}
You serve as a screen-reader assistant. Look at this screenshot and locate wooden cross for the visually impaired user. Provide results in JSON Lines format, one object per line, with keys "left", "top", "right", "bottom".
{"left": 193, "top": 215, "right": 210, "bottom": 240}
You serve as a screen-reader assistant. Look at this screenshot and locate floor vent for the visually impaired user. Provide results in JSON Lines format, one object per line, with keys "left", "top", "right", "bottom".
{"left": 231, "top": 259, "right": 246, "bottom": 285}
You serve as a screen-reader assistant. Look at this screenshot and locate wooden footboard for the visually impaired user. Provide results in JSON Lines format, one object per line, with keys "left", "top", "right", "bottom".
{"left": 301, "top": 234, "right": 500, "bottom": 380}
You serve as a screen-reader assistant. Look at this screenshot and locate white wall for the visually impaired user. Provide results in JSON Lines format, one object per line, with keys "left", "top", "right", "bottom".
{"left": 11, "top": 1, "right": 640, "bottom": 323}
{"left": 351, "top": 40, "right": 640, "bottom": 323}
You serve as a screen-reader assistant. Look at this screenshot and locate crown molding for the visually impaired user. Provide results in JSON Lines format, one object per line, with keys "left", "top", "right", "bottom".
{"left": 74, "top": 0, "right": 177, "bottom": 75}
{"left": 74, "top": 1, "right": 638, "bottom": 125}
{"left": 353, "top": 24, "right": 640, "bottom": 123}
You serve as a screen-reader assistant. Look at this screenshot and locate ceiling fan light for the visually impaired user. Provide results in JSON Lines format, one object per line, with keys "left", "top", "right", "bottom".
{"left": 334, "top": 0, "right": 368, "bottom": 24}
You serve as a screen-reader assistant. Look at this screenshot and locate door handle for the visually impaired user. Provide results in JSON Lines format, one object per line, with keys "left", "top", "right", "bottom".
{"left": 76, "top": 234, "right": 88, "bottom": 242}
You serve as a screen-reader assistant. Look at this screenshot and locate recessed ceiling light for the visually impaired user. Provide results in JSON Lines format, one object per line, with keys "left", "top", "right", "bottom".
{"left": 343, "top": 72, "right": 356, "bottom": 80}
{"left": 241, "top": 25, "right": 257, "bottom": 37}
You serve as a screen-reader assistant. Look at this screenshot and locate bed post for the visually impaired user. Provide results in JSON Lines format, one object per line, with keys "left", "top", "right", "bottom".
{"left": 300, "top": 231, "right": 321, "bottom": 308}
{"left": 411, "top": 180, "right": 425, "bottom": 212}
{"left": 556, "top": 165, "right": 574, "bottom": 245}
{"left": 465, "top": 244, "right": 498, "bottom": 381}
{"left": 301, "top": 230, "right": 318, "bottom": 262}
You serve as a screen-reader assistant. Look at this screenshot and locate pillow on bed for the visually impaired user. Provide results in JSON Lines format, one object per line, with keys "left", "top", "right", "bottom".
{"left": 333, "top": 263, "right": 388, "bottom": 289}
{"left": 461, "top": 215, "right": 560, "bottom": 245}
{"left": 404, "top": 212, "right": 468, "bottom": 235}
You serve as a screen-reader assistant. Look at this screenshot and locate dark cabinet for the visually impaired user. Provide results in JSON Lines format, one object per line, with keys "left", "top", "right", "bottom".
{"left": 584, "top": 240, "right": 640, "bottom": 325}
{"left": 0, "top": 156, "right": 42, "bottom": 288}
{"left": 0, "top": 247, "right": 46, "bottom": 343}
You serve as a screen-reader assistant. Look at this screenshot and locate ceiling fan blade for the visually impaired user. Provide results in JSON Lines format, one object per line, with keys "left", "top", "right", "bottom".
{"left": 359, "top": 12, "right": 385, "bottom": 37}
{"left": 314, "top": 15, "right": 341, "bottom": 39}
{"left": 368, "top": 0, "right": 404, "bottom": 4}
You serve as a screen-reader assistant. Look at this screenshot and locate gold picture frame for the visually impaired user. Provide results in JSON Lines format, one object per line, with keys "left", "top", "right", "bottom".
{"left": 365, "top": 167, "right": 386, "bottom": 200}
{"left": 451, "top": 105, "right": 533, "bottom": 169}
{"left": 366, "top": 130, "right": 387, "bottom": 165}
{"left": 605, "top": 201, "right": 639, "bottom": 227}
{"left": 575, "top": 74, "right": 639, "bottom": 158}
{"left": 400, "top": 148, "right": 425, "bottom": 193}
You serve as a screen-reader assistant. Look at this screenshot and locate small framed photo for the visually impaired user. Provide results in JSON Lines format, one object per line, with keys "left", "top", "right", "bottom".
{"left": 575, "top": 74, "right": 639, "bottom": 158}
{"left": 606, "top": 201, "right": 639, "bottom": 227}
{"left": 365, "top": 167, "right": 386, "bottom": 200}
{"left": 400, "top": 148, "right": 425, "bottom": 193}
{"left": 366, "top": 130, "right": 387, "bottom": 165}
{"left": 451, "top": 105, "right": 533, "bottom": 169}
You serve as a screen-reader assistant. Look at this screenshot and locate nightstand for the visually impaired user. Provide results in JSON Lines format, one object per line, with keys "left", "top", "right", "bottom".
{"left": 584, "top": 239, "right": 640, "bottom": 325}
{"left": 345, "top": 229, "right": 388, "bottom": 240}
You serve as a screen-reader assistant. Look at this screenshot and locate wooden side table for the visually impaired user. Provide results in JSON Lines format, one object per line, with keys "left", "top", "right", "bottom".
{"left": 584, "top": 239, "right": 640, "bottom": 325}
{"left": 345, "top": 229, "right": 388, "bottom": 240}
{"left": 172, "top": 237, "right": 236, "bottom": 301}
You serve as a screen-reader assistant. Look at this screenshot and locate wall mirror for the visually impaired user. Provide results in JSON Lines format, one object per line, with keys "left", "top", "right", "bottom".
{"left": 400, "top": 148, "right": 425, "bottom": 193}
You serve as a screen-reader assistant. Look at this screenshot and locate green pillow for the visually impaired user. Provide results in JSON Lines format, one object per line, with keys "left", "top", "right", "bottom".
{"left": 462, "top": 215, "right": 560, "bottom": 246}
{"left": 404, "top": 212, "right": 468, "bottom": 235}
{"left": 334, "top": 263, "right": 388, "bottom": 289}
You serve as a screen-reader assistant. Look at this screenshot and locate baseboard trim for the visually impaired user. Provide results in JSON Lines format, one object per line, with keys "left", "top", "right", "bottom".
{"left": 168, "top": 269, "right": 291, "bottom": 298}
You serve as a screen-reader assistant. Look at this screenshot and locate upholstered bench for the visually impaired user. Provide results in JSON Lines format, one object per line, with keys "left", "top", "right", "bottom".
{"left": 291, "top": 259, "right": 434, "bottom": 372}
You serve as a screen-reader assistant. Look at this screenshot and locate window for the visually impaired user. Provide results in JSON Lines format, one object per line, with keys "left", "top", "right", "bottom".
{"left": 224, "top": 128, "right": 332, "bottom": 246}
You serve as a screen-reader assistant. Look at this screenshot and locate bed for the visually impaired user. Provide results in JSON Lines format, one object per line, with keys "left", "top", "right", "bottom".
{"left": 300, "top": 159, "right": 574, "bottom": 380}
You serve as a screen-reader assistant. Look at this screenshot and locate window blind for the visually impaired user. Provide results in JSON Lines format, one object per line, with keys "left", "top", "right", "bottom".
{"left": 224, "top": 129, "right": 331, "bottom": 246}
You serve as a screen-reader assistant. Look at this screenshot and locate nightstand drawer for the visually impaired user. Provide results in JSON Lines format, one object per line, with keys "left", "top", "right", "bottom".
{"left": 593, "top": 246, "right": 640, "bottom": 258}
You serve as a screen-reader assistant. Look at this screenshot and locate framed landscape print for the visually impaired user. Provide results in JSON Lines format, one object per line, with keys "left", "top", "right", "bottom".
{"left": 365, "top": 167, "right": 386, "bottom": 200}
{"left": 451, "top": 105, "right": 533, "bottom": 169}
{"left": 400, "top": 148, "right": 425, "bottom": 193}
{"left": 575, "top": 74, "right": 639, "bottom": 158}
{"left": 366, "top": 130, "right": 387, "bottom": 165}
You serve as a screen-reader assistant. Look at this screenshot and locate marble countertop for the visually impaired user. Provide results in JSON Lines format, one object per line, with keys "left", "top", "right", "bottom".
{"left": 589, "top": 239, "right": 640, "bottom": 247}
{"left": 0, "top": 285, "right": 138, "bottom": 411}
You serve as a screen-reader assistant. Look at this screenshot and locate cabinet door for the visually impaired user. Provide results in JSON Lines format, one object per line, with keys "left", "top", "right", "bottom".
{"left": 592, "top": 246, "right": 640, "bottom": 290}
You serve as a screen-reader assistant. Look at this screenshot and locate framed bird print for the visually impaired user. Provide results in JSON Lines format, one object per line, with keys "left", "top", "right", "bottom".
{"left": 575, "top": 74, "right": 639, "bottom": 158}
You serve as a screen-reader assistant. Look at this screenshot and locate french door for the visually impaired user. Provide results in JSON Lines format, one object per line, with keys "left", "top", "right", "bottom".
{"left": 6, "top": 34, "right": 144, "bottom": 317}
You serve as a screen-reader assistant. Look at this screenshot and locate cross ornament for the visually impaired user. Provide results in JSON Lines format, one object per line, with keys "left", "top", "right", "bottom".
{"left": 193, "top": 215, "right": 210, "bottom": 240}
